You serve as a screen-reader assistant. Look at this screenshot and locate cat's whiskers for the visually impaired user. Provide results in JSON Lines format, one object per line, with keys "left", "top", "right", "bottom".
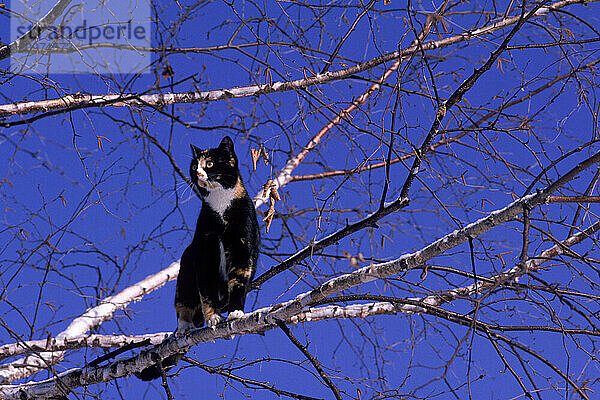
{"left": 171, "top": 180, "right": 200, "bottom": 201}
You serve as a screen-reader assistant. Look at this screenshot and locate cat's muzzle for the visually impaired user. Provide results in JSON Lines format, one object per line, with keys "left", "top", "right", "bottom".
{"left": 196, "top": 172, "right": 219, "bottom": 190}
{"left": 196, "top": 167, "right": 209, "bottom": 188}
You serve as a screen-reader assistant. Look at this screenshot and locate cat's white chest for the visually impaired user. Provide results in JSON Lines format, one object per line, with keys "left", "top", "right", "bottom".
{"left": 204, "top": 186, "right": 236, "bottom": 216}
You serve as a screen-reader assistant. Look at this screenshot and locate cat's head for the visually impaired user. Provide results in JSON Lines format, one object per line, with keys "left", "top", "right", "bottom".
{"left": 189, "top": 136, "right": 239, "bottom": 196}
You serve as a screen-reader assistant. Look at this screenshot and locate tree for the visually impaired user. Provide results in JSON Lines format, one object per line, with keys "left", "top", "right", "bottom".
{"left": 1, "top": 0, "right": 600, "bottom": 398}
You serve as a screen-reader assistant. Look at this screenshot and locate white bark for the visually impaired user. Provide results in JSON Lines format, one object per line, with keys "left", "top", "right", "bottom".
{"left": 1, "top": 153, "right": 597, "bottom": 398}
{"left": 0, "top": 333, "right": 170, "bottom": 361}
{"left": 0, "top": 0, "right": 588, "bottom": 118}
{"left": 0, "top": 0, "right": 73, "bottom": 61}
{"left": 0, "top": 261, "right": 179, "bottom": 383}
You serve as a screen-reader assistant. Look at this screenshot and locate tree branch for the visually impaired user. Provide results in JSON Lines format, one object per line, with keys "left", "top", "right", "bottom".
{"left": 185, "top": 357, "right": 324, "bottom": 400}
{"left": 0, "top": 261, "right": 179, "bottom": 383}
{"left": 0, "top": 333, "right": 169, "bottom": 362}
{"left": 0, "top": 0, "right": 73, "bottom": 61}
{"left": 1, "top": 150, "right": 597, "bottom": 399}
{"left": 277, "top": 321, "right": 343, "bottom": 400}
{"left": 0, "top": 0, "right": 589, "bottom": 119}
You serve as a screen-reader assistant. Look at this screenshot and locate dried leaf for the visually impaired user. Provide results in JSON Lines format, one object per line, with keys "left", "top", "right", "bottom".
{"left": 250, "top": 148, "right": 260, "bottom": 171}
{"left": 162, "top": 64, "right": 174, "bottom": 78}
{"left": 261, "top": 145, "right": 269, "bottom": 165}
{"left": 262, "top": 180, "right": 273, "bottom": 198}
{"left": 263, "top": 202, "right": 275, "bottom": 233}
{"left": 270, "top": 185, "right": 280, "bottom": 201}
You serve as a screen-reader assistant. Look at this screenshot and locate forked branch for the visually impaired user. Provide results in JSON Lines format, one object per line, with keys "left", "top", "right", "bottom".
{"left": 1, "top": 151, "right": 597, "bottom": 399}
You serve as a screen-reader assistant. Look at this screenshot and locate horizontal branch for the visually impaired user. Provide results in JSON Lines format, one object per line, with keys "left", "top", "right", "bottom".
{"left": 3, "top": 150, "right": 598, "bottom": 399}
{"left": 288, "top": 133, "right": 460, "bottom": 182}
{"left": 0, "top": 333, "right": 170, "bottom": 362}
{"left": 547, "top": 195, "right": 600, "bottom": 203}
{"left": 0, "top": 261, "right": 179, "bottom": 383}
{"left": 9, "top": 219, "right": 597, "bottom": 361}
{"left": 0, "top": 0, "right": 588, "bottom": 119}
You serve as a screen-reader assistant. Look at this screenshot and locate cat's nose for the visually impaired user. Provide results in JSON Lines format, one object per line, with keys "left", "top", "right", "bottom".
{"left": 197, "top": 166, "right": 208, "bottom": 180}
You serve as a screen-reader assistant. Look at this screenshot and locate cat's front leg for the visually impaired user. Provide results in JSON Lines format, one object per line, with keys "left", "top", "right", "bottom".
{"left": 226, "top": 265, "right": 253, "bottom": 320}
{"left": 175, "top": 303, "right": 200, "bottom": 333}
{"left": 175, "top": 245, "right": 202, "bottom": 331}
{"left": 200, "top": 296, "right": 223, "bottom": 328}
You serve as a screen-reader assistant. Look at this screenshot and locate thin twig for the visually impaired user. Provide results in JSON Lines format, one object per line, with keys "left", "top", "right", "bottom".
{"left": 320, "top": 0, "right": 377, "bottom": 73}
{"left": 184, "top": 357, "right": 324, "bottom": 400}
{"left": 276, "top": 321, "right": 343, "bottom": 400}
{"left": 0, "top": 0, "right": 587, "bottom": 120}
{"left": 0, "top": 0, "right": 73, "bottom": 61}
{"left": 159, "top": 360, "right": 174, "bottom": 400}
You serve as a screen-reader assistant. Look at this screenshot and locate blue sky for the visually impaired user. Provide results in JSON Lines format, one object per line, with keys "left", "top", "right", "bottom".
{"left": 1, "top": 0, "right": 600, "bottom": 399}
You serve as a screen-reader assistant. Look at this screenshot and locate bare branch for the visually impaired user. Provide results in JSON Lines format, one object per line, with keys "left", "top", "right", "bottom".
{"left": 277, "top": 321, "right": 343, "bottom": 400}
{"left": 2, "top": 150, "right": 597, "bottom": 399}
{"left": 0, "top": 261, "right": 179, "bottom": 383}
{"left": 0, "top": 0, "right": 73, "bottom": 61}
{"left": 0, "top": 333, "right": 169, "bottom": 361}
{"left": 185, "top": 358, "right": 323, "bottom": 400}
{"left": 0, "top": 0, "right": 590, "bottom": 119}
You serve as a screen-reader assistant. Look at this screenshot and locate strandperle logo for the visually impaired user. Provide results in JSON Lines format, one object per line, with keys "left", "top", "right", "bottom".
{"left": 15, "top": 20, "right": 148, "bottom": 46}
{"left": 10, "top": 1, "right": 151, "bottom": 74}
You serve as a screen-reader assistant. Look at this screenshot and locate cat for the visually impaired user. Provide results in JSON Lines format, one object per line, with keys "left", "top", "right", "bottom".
{"left": 136, "top": 136, "right": 260, "bottom": 381}
{"left": 176, "top": 135, "right": 260, "bottom": 329}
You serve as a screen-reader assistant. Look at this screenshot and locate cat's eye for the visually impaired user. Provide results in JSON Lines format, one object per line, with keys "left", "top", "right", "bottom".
{"left": 206, "top": 160, "right": 214, "bottom": 168}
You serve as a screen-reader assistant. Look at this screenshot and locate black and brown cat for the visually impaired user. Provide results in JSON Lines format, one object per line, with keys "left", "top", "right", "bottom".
{"left": 136, "top": 136, "right": 260, "bottom": 381}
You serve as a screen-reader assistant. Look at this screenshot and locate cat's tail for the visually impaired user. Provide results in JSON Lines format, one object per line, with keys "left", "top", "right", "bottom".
{"left": 135, "top": 353, "right": 183, "bottom": 381}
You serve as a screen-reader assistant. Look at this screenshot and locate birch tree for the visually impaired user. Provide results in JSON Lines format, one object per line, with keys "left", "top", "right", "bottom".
{"left": 1, "top": 0, "right": 600, "bottom": 399}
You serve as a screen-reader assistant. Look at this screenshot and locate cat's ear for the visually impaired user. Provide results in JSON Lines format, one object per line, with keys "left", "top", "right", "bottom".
{"left": 219, "top": 136, "right": 237, "bottom": 167}
{"left": 190, "top": 144, "right": 202, "bottom": 158}
{"left": 218, "top": 136, "right": 234, "bottom": 154}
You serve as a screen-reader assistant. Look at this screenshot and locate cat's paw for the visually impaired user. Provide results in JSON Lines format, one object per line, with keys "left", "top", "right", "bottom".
{"left": 206, "top": 314, "right": 223, "bottom": 329}
{"left": 228, "top": 310, "right": 244, "bottom": 320}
